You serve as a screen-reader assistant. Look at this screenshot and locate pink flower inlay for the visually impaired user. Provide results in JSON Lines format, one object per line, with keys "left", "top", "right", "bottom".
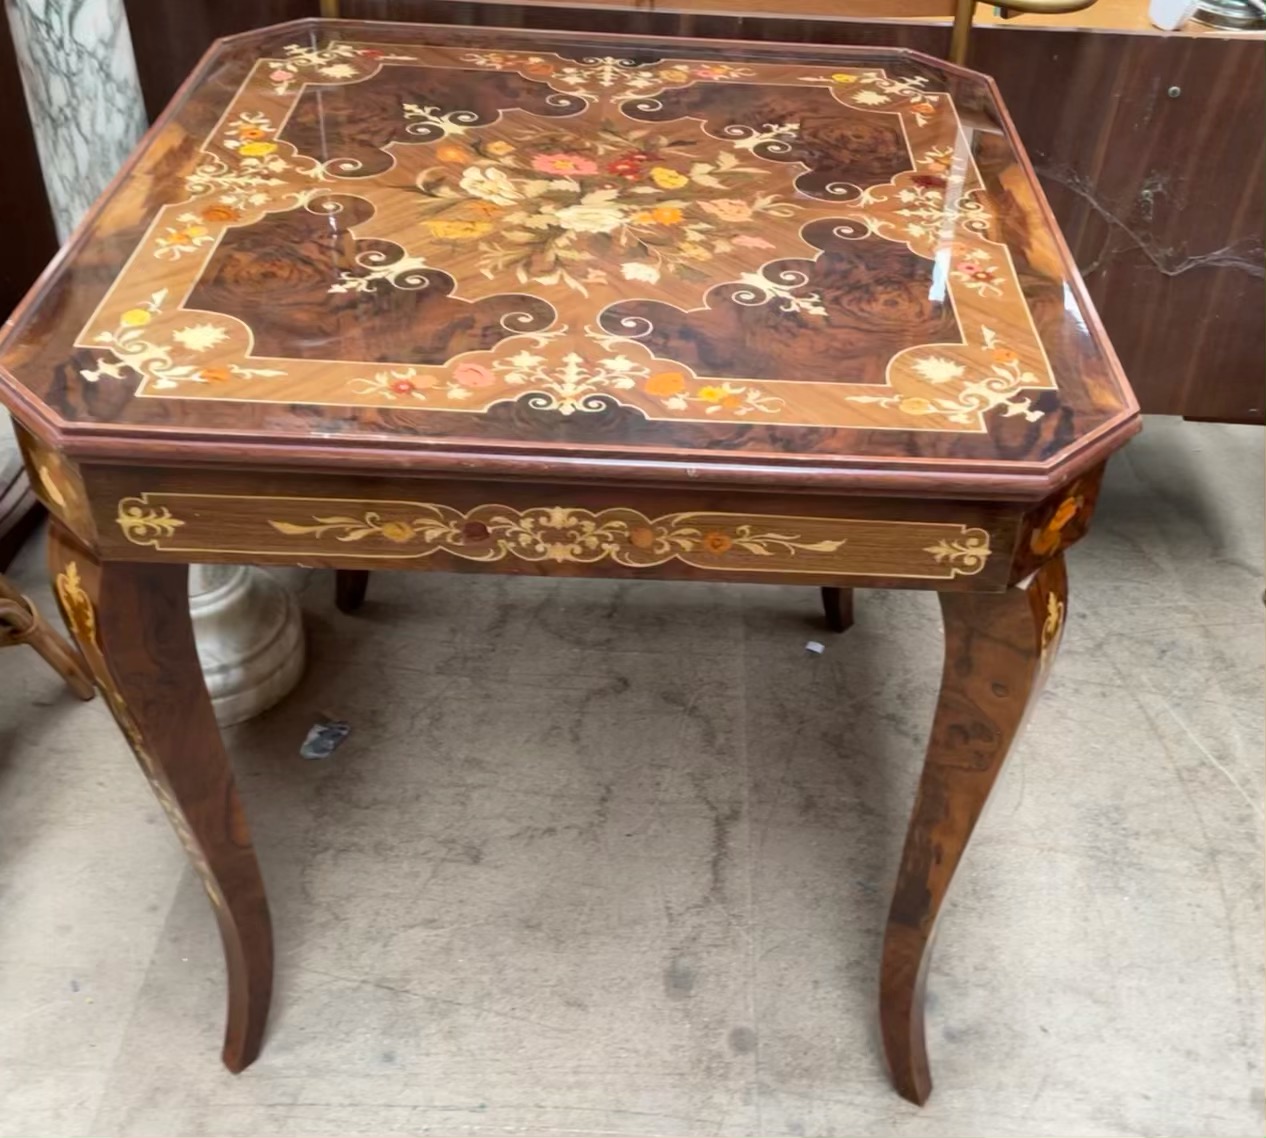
{"left": 452, "top": 363, "right": 497, "bottom": 388}
{"left": 530, "top": 152, "right": 599, "bottom": 176}
{"left": 732, "top": 235, "right": 776, "bottom": 250}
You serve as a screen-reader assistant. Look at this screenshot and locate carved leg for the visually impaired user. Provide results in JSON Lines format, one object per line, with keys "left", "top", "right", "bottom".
{"left": 47, "top": 523, "right": 273, "bottom": 1073}
{"left": 821, "top": 586, "right": 854, "bottom": 633}
{"left": 880, "top": 555, "right": 1067, "bottom": 1105}
{"left": 335, "top": 569, "right": 369, "bottom": 614}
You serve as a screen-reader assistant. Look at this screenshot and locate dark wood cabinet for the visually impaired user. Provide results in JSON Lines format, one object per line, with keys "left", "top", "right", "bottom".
{"left": 0, "top": 3, "right": 58, "bottom": 323}
{"left": 0, "top": 3, "right": 58, "bottom": 567}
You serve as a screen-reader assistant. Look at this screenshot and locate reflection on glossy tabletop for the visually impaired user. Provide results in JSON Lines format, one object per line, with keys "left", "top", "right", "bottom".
{"left": 0, "top": 18, "right": 1138, "bottom": 1105}
{"left": 0, "top": 20, "right": 1134, "bottom": 491}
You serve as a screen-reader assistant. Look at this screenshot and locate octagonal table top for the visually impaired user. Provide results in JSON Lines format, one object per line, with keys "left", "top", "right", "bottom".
{"left": 0, "top": 19, "right": 1138, "bottom": 498}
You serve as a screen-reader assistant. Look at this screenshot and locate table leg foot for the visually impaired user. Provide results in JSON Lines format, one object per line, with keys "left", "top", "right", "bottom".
{"left": 821, "top": 586, "right": 854, "bottom": 633}
{"left": 335, "top": 569, "right": 369, "bottom": 614}
{"left": 880, "top": 554, "right": 1067, "bottom": 1105}
{"left": 47, "top": 523, "right": 274, "bottom": 1073}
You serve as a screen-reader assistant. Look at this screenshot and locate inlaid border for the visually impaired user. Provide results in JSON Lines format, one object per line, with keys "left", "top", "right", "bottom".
{"left": 73, "top": 40, "right": 1057, "bottom": 435}
{"left": 115, "top": 492, "right": 993, "bottom": 579}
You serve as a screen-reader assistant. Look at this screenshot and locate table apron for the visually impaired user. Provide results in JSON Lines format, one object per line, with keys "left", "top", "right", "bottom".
{"left": 79, "top": 470, "right": 1026, "bottom": 591}
{"left": 16, "top": 430, "right": 1105, "bottom": 591}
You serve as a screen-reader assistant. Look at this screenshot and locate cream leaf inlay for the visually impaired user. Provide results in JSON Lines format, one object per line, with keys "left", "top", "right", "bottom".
{"left": 117, "top": 499, "right": 186, "bottom": 542}
{"left": 1041, "top": 590, "right": 1065, "bottom": 662}
{"left": 923, "top": 534, "right": 992, "bottom": 572}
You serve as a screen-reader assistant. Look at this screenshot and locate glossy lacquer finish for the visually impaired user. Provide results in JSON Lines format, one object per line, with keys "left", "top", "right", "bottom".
{"left": 0, "top": 18, "right": 1138, "bottom": 1106}
{"left": 0, "top": 20, "right": 1134, "bottom": 494}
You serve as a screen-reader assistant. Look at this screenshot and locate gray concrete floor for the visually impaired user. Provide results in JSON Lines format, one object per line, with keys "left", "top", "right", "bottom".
{"left": 0, "top": 416, "right": 1262, "bottom": 1138}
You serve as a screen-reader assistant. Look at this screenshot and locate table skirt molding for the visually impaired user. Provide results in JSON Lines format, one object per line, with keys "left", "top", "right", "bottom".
{"left": 14, "top": 429, "right": 1101, "bottom": 593}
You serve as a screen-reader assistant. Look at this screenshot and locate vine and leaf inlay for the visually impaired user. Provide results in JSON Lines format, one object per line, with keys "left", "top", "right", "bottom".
{"left": 112, "top": 495, "right": 995, "bottom": 579}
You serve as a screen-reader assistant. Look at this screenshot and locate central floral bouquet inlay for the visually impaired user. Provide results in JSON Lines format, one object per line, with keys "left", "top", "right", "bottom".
{"left": 409, "top": 114, "right": 797, "bottom": 294}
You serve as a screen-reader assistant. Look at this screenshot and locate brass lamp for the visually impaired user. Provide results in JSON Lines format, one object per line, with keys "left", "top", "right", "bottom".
{"left": 951, "top": 0, "right": 1100, "bottom": 64}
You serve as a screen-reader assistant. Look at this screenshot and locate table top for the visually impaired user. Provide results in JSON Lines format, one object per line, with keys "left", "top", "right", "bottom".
{"left": 0, "top": 20, "right": 1137, "bottom": 498}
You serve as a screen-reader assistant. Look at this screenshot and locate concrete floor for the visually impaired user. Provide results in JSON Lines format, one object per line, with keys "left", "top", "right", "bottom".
{"left": 0, "top": 416, "right": 1261, "bottom": 1138}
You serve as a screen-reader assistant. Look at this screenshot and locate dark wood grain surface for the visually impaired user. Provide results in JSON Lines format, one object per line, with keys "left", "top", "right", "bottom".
{"left": 122, "top": 0, "right": 318, "bottom": 121}
{"left": 0, "top": 20, "right": 1137, "bottom": 499}
{"left": 0, "top": 2, "right": 60, "bottom": 320}
{"left": 0, "top": 3, "right": 60, "bottom": 567}
{"left": 973, "top": 29, "right": 1264, "bottom": 424}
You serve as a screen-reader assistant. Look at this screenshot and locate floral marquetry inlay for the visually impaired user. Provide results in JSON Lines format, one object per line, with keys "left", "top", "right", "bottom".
{"left": 54, "top": 562, "right": 96, "bottom": 650}
{"left": 267, "top": 505, "right": 851, "bottom": 566}
{"left": 1040, "top": 590, "right": 1065, "bottom": 663}
{"left": 112, "top": 493, "right": 994, "bottom": 580}
{"left": 69, "top": 37, "right": 1062, "bottom": 437}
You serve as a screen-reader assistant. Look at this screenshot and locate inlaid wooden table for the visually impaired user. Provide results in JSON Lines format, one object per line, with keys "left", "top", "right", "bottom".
{"left": 0, "top": 18, "right": 1138, "bottom": 1103}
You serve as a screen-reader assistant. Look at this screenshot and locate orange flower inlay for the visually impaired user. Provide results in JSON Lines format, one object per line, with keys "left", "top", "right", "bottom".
{"left": 1030, "top": 494, "right": 1084, "bottom": 555}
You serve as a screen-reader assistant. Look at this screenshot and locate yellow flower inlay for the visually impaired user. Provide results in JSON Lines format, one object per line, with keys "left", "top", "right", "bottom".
{"left": 650, "top": 166, "right": 689, "bottom": 189}
{"left": 120, "top": 308, "right": 152, "bottom": 327}
{"left": 426, "top": 219, "right": 494, "bottom": 239}
{"left": 378, "top": 520, "right": 415, "bottom": 543}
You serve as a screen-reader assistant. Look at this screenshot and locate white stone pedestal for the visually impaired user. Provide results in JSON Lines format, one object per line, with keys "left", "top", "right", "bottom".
{"left": 189, "top": 565, "right": 305, "bottom": 726}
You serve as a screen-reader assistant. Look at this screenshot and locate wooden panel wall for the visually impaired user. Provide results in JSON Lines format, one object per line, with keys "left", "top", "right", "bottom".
{"left": 124, "top": 0, "right": 318, "bottom": 121}
{"left": 0, "top": 4, "right": 60, "bottom": 567}
{"left": 972, "top": 30, "right": 1264, "bottom": 424}
{"left": 116, "top": 1, "right": 1266, "bottom": 423}
{"left": 0, "top": 3, "right": 59, "bottom": 320}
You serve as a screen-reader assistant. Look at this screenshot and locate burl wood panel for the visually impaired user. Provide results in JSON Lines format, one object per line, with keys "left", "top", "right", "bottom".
{"left": 428, "top": 2, "right": 1260, "bottom": 424}
{"left": 0, "top": 20, "right": 1136, "bottom": 498}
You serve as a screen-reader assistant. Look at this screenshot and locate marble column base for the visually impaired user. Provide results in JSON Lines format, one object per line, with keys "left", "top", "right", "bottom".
{"left": 189, "top": 564, "right": 305, "bottom": 727}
